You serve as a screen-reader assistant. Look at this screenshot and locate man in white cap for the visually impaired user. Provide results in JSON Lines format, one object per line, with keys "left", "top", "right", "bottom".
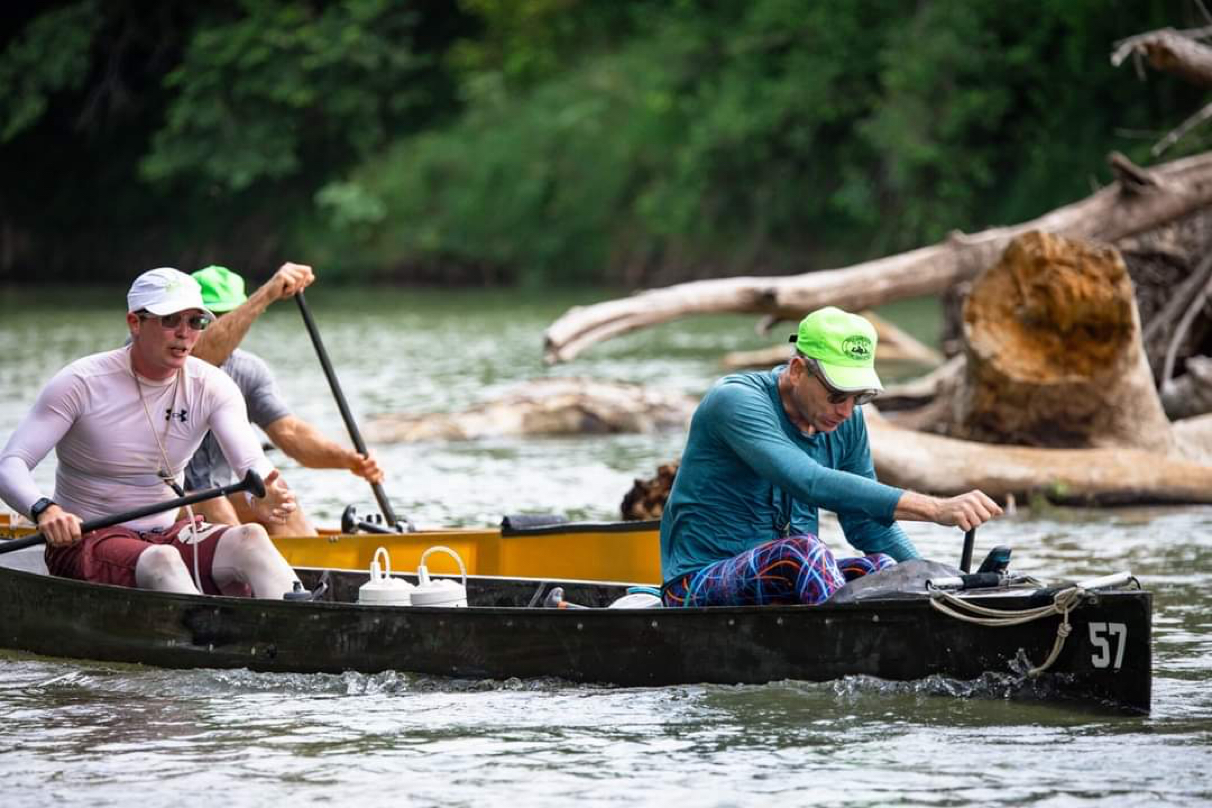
{"left": 659, "top": 306, "right": 1002, "bottom": 608}
{"left": 0, "top": 268, "right": 308, "bottom": 598}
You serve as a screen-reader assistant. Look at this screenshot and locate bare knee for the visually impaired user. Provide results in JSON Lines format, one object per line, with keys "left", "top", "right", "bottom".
{"left": 213, "top": 522, "right": 297, "bottom": 599}
{"left": 229, "top": 523, "right": 272, "bottom": 548}
{"left": 214, "top": 523, "right": 282, "bottom": 568}
{"left": 135, "top": 545, "right": 196, "bottom": 593}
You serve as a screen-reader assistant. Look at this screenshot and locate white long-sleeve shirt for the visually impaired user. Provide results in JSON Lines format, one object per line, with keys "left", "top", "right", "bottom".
{"left": 0, "top": 345, "right": 273, "bottom": 531}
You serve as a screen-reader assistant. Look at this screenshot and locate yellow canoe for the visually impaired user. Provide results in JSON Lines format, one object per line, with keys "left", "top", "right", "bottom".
{"left": 0, "top": 515, "right": 663, "bottom": 584}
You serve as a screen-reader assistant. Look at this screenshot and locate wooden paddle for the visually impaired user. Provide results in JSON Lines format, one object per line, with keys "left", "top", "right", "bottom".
{"left": 294, "top": 290, "right": 410, "bottom": 531}
{"left": 0, "top": 470, "right": 267, "bottom": 555}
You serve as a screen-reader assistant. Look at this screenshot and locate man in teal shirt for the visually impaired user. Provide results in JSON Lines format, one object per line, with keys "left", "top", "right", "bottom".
{"left": 660, "top": 307, "right": 1001, "bottom": 607}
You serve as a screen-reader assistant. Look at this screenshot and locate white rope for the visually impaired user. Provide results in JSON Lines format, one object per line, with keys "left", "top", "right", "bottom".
{"left": 929, "top": 586, "right": 1087, "bottom": 676}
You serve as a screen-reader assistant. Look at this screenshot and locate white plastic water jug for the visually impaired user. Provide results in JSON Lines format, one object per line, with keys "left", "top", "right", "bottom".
{"left": 411, "top": 546, "right": 468, "bottom": 608}
{"left": 357, "top": 547, "right": 415, "bottom": 606}
{"left": 607, "top": 592, "right": 663, "bottom": 609}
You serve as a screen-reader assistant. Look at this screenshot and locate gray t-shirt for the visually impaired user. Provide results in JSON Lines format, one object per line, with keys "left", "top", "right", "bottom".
{"left": 185, "top": 349, "right": 291, "bottom": 490}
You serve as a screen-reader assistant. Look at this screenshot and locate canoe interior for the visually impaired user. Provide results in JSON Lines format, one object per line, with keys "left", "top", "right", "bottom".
{"left": 0, "top": 513, "right": 664, "bottom": 583}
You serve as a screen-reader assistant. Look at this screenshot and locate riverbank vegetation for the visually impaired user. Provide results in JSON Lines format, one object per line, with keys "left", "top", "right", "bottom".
{"left": 1, "top": 0, "right": 1203, "bottom": 285}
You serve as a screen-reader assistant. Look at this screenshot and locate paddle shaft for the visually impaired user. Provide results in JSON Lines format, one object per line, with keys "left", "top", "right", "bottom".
{"left": 0, "top": 470, "right": 266, "bottom": 555}
{"left": 960, "top": 528, "right": 976, "bottom": 573}
{"left": 294, "top": 291, "right": 401, "bottom": 528}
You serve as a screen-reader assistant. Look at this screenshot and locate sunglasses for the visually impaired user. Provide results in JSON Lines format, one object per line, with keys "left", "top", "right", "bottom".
{"left": 802, "top": 358, "right": 878, "bottom": 406}
{"left": 138, "top": 311, "right": 212, "bottom": 331}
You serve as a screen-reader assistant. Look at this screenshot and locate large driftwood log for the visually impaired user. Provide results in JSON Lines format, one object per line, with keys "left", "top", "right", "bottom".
{"left": 951, "top": 231, "right": 1177, "bottom": 454}
{"left": 621, "top": 407, "right": 1212, "bottom": 516}
{"left": 544, "top": 150, "right": 1212, "bottom": 363}
{"left": 866, "top": 411, "right": 1212, "bottom": 505}
{"left": 364, "top": 378, "right": 697, "bottom": 442}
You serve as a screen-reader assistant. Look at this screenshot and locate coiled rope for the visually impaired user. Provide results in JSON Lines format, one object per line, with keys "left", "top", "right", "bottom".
{"left": 928, "top": 586, "right": 1087, "bottom": 676}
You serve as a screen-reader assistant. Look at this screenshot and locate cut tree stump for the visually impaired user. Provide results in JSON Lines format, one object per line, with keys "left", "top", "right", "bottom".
{"left": 953, "top": 230, "right": 1176, "bottom": 454}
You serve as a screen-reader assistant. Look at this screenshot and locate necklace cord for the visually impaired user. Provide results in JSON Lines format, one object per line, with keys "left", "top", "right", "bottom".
{"left": 132, "top": 357, "right": 203, "bottom": 591}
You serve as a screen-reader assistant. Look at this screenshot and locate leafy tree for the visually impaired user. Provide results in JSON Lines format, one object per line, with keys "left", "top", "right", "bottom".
{"left": 0, "top": 0, "right": 468, "bottom": 280}
{"left": 141, "top": 0, "right": 443, "bottom": 192}
{"left": 318, "top": 0, "right": 1205, "bottom": 284}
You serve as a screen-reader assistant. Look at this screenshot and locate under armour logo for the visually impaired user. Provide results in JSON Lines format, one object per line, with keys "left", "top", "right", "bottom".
{"left": 165, "top": 408, "right": 188, "bottom": 423}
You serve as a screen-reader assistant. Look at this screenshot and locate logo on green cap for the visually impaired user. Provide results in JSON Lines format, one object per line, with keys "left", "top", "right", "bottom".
{"left": 842, "top": 335, "right": 873, "bottom": 362}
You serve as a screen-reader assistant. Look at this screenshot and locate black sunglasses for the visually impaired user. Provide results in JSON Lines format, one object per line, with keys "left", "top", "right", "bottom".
{"left": 800, "top": 357, "right": 878, "bottom": 406}
{"left": 138, "top": 311, "right": 212, "bottom": 331}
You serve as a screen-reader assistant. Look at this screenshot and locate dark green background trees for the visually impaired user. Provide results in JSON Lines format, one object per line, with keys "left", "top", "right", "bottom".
{"left": 0, "top": 0, "right": 1204, "bottom": 286}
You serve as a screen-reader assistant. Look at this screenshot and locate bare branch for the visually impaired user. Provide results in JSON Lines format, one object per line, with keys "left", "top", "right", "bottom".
{"left": 1111, "top": 27, "right": 1212, "bottom": 85}
{"left": 1153, "top": 100, "right": 1212, "bottom": 156}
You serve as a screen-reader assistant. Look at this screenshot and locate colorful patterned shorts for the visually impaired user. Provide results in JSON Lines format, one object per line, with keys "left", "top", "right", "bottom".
{"left": 662, "top": 535, "right": 895, "bottom": 607}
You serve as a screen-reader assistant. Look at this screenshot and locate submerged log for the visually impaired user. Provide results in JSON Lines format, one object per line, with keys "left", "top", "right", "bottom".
{"left": 364, "top": 378, "right": 698, "bottom": 442}
{"left": 952, "top": 231, "right": 1176, "bottom": 454}
{"left": 866, "top": 410, "right": 1212, "bottom": 505}
{"left": 545, "top": 151, "right": 1212, "bottom": 363}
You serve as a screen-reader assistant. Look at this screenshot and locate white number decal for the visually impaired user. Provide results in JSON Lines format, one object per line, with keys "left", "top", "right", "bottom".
{"left": 1088, "top": 622, "right": 1128, "bottom": 669}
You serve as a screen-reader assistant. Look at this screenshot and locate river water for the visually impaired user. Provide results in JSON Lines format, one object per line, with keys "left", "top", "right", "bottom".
{"left": 0, "top": 287, "right": 1209, "bottom": 807}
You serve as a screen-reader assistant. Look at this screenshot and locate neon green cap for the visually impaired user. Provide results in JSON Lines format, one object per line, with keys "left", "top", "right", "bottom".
{"left": 192, "top": 265, "right": 247, "bottom": 313}
{"left": 788, "top": 306, "right": 883, "bottom": 391}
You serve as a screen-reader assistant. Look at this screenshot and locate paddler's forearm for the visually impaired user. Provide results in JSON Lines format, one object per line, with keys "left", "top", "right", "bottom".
{"left": 191, "top": 286, "right": 276, "bottom": 366}
{"left": 264, "top": 416, "right": 358, "bottom": 471}
{"left": 895, "top": 489, "right": 1003, "bottom": 531}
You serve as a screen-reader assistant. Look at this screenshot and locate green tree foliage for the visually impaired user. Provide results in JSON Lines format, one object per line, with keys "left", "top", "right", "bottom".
{"left": 317, "top": 0, "right": 1205, "bottom": 285}
{"left": 0, "top": 1, "right": 100, "bottom": 142}
{"left": 0, "top": 0, "right": 468, "bottom": 280}
{"left": 0, "top": 0, "right": 1204, "bottom": 284}
{"left": 141, "top": 0, "right": 435, "bottom": 192}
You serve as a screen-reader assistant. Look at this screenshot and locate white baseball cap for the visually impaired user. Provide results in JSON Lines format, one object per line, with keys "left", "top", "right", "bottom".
{"left": 127, "top": 268, "right": 214, "bottom": 317}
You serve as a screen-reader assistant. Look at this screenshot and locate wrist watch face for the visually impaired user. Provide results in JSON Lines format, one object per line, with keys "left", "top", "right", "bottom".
{"left": 30, "top": 497, "right": 53, "bottom": 521}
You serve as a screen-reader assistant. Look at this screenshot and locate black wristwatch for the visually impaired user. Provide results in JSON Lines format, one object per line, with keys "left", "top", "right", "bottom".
{"left": 29, "top": 497, "right": 55, "bottom": 523}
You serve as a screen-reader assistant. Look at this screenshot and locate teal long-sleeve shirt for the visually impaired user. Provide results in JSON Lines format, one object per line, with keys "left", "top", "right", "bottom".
{"left": 659, "top": 366, "right": 919, "bottom": 582}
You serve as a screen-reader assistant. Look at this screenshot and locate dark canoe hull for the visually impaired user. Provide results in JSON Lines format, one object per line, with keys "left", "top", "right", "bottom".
{"left": 0, "top": 563, "right": 1152, "bottom": 714}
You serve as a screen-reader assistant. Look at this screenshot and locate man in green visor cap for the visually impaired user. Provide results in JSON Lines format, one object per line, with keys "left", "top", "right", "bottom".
{"left": 184, "top": 263, "right": 383, "bottom": 535}
{"left": 659, "top": 306, "right": 1001, "bottom": 608}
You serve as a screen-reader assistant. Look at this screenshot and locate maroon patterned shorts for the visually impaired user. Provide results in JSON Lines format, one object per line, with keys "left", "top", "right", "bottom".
{"left": 45, "top": 517, "right": 233, "bottom": 593}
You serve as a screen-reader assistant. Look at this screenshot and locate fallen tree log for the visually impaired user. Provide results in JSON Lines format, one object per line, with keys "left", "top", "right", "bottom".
{"left": 363, "top": 378, "right": 698, "bottom": 442}
{"left": 544, "top": 150, "right": 1212, "bottom": 363}
{"left": 866, "top": 410, "right": 1212, "bottom": 505}
{"left": 621, "top": 406, "right": 1212, "bottom": 517}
